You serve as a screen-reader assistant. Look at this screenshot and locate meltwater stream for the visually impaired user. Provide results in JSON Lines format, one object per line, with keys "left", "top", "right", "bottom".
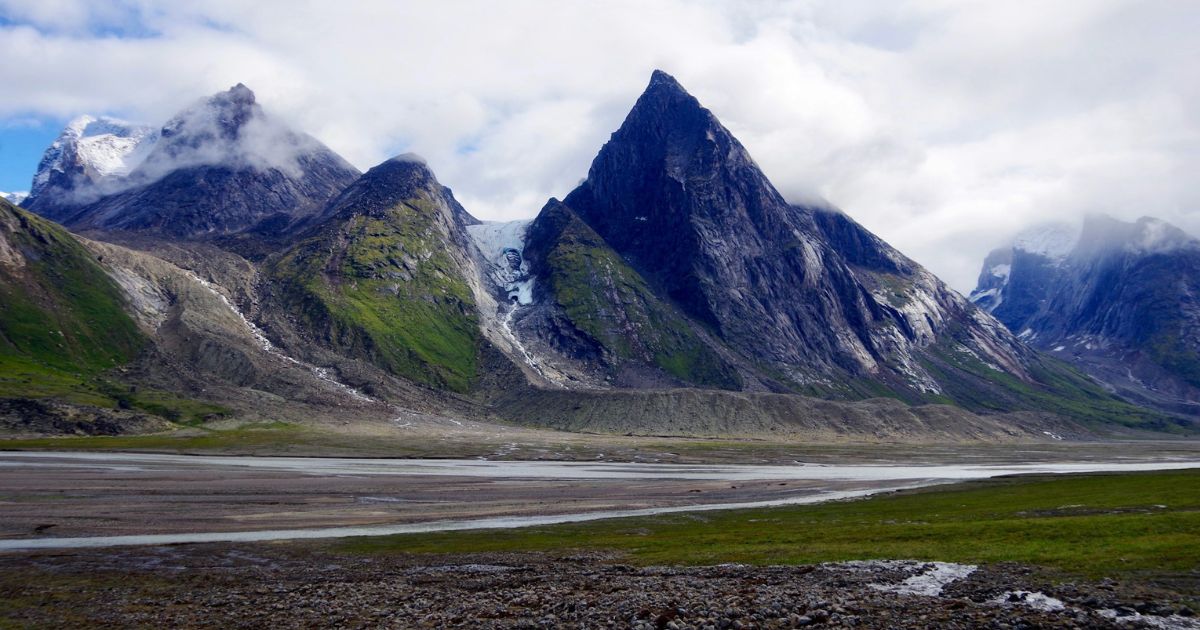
{"left": 0, "top": 452, "right": 1197, "bottom": 550}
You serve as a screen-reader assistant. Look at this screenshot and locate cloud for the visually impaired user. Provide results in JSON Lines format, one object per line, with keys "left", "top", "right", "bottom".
{"left": 0, "top": 0, "right": 1198, "bottom": 291}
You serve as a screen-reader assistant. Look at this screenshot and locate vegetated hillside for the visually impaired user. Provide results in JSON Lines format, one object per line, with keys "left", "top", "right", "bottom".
{"left": 0, "top": 199, "right": 212, "bottom": 433}
{"left": 521, "top": 199, "right": 742, "bottom": 389}
{"left": 0, "top": 198, "right": 144, "bottom": 385}
{"left": 269, "top": 157, "right": 485, "bottom": 393}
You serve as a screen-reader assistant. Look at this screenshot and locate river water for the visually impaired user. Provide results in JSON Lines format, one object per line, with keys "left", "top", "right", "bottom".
{"left": 0, "top": 451, "right": 1196, "bottom": 550}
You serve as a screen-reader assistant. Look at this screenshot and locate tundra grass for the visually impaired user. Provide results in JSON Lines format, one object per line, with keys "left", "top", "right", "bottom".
{"left": 339, "top": 469, "right": 1200, "bottom": 586}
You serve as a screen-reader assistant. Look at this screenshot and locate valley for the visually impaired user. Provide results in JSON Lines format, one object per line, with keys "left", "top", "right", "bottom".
{"left": 2, "top": 468, "right": 1198, "bottom": 628}
{"left": 1, "top": 60, "right": 1198, "bottom": 629}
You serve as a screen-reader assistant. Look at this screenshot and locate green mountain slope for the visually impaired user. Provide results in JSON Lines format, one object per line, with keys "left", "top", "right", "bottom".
{"left": 0, "top": 198, "right": 145, "bottom": 402}
{"left": 524, "top": 200, "right": 741, "bottom": 389}
{"left": 269, "top": 158, "right": 482, "bottom": 393}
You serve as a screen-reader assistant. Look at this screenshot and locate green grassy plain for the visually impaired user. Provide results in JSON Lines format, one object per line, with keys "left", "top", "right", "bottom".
{"left": 339, "top": 469, "right": 1200, "bottom": 586}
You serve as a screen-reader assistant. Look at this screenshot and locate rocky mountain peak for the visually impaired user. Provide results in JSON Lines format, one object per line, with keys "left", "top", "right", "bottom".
{"left": 161, "top": 83, "right": 259, "bottom": 144}
{"left": 23, "top": 84, "right": 359, "bottom": 239}
{"left": 590, "top": 69, "right": 762, "bottom": 188}
{"left": 528, "top": 70, "right": 1043, "bottom": 401}
{"left": 317, "top": 154, "right": 454, "bottom": 223}
{"left": 23, "top": 115, "right": 158, "bottom": 218}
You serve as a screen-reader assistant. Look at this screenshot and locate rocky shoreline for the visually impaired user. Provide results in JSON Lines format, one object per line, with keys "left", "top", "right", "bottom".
{"left": 2, "top": 545, "right": 1196, "bottom": 628}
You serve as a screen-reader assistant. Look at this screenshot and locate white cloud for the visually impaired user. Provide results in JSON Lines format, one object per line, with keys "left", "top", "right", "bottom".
{"left": 1, "top": 0, "right": 1198, "bottom": 291}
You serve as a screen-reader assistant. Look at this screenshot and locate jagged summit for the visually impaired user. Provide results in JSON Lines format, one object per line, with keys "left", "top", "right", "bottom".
{"left": 519, "top": 69, "right": 1082, "bottom": 407}
{"left": 648, "top": 68, "right": 680, "bottom": 86}
{"left": 26, "top": 84, "right": 360, "bottom": 238}
{"left": 159, "top": 83, "right": 260, "bottom": 147}
{"left": 581, "top": 70, "right": 766, "bottom": 196}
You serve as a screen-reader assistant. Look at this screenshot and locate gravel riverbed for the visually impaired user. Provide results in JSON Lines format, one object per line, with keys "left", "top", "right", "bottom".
{"left": 2, "top": 544, "right": 1196, "bottom": 629}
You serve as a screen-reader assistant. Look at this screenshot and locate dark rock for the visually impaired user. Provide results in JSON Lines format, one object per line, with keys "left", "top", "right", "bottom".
{"left": 971, "top": 214, "right": 1200, "bottom": 419}
{"left": 30, "top": 84, "right": 359, "bottom": 240}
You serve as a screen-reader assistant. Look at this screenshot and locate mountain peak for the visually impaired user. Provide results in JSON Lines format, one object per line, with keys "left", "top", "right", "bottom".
{"left": 316, "top": 154, "right": 446, "bottom": 224}
{"left": 628, "top": 69, "right": 706, "bottom": 122}
{"left": 227, "top": 82, "right": 255, "bottom": 101}
{"left": 209, "top": 82, "right": 257, "bottom": 113}
{"left": 648, "top": 69, "right": 685, "bottom": 90}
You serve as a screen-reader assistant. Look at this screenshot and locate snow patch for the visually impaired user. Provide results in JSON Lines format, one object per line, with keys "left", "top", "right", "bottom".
{"left": 874, "top": 562, "right": 977, "bottom": 596}
{"left": 466, "top": 220, "right": 534, "bottom": 305}
{"left": 1099, "top": 609, "right": 1200, "bottom": 629}
{"left": 989, "top": 591, "right": 1066, "bottom": 612}
{"left": 1013, "top": 223, "right": 1079, "bottom": 260}
{"left": 31, "top": 115, "right": 158, "bottom": 199}
{"left": 838, "top": 560, "right": 976, "bottom": 597}
{"left": 0, "top": 191, "right": 28, "bottom": 205}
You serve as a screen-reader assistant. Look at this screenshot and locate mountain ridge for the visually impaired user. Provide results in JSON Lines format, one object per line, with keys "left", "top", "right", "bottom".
{"left": 971, "top": 214, "right": 1200, "bottom": 415}
{"left": 2, "top": 71, "right": 1190, "bottom": 440}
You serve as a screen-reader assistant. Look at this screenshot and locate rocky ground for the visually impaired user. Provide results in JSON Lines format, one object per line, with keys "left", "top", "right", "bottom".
{"left": 2, "top": 545, "right": 1197, "bottom": 629}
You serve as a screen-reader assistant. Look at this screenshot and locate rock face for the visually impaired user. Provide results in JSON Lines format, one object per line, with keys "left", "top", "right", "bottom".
{"left": 969, "top": 223, "right": 1078, "bottom": 328}
{"left": 509, "top": 70, "right": 1112, "bottom": 414}
{"left": 971, "top": 215, "right": 1200, "bottom": 414}
{"left": 268, "top": 156, "right": 486, "bottom": 393}
{"left": 23, "top": 115, "right": 157, "bottom": 220}
{"left": 520, "top": 198, "right": 743, "bottom": 389}
{"left": 26, "top": 85, "right": 359, "bottom": 238}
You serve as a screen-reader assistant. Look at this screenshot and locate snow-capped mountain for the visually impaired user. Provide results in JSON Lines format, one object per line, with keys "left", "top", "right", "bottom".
{"left": 969, "top": 222, "right": 1078, "bottom": 316}
{"left": 0, "top": 192, "right": 28, "bottom": 206}
{"left": 23, "top": 115, "right": 158, "bottom": 219}
{"left": 971, "top": 214, "right": 1200, "bottom": 414}
{"left": 25, "top": 85, "right": 359, "bottom": 238}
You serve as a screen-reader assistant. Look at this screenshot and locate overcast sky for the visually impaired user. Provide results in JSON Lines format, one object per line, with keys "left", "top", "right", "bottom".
{"left": 1, "top": 0, "right": 1198, "bottom": 291}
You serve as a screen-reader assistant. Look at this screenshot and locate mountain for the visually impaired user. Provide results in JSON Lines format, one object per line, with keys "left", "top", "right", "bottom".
{"left": 520, "top": 198, "right": 743, "bottom": 389}
{"left": 971, "top": 214, "right": 1200, "bottom": 414}
{"left": 0, "top": 197, "right": 168, "bottom": 433}
{"left": 5, "top": 72, "right": 1182, "bottom": 439}
{"left": 267, "top": 155, "right": 486, "bottom": 393}
{"left": 0, "top": 197, "right": 144, "bottom": 379}
{"left": 969, "top": 222, "right": 1078, "bottom": 324}
{"left": 25, "top": 85, "right": 359, "bottom": 239}
{"left": 0, "top": 192, "right": 28, "bottom": 206}
{"left": 482, "top": 70, "right": 1136, "bottom": 424}
{"left": 22, "top": 115, "right": 157, "bottom": 221}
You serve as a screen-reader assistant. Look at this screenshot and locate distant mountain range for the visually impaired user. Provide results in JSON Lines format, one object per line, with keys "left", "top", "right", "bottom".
{"left": 1, "top": 72, "right": 1191, "bottom": 439}
{"left": 971, "top": 215, "right": 1200, "bottom": 415}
